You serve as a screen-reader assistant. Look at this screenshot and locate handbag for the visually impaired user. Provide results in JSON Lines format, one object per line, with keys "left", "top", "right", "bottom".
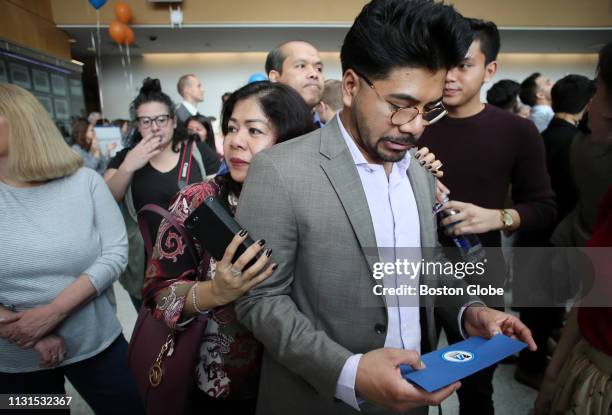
{"left": 127, "top": 202, "right": 207, "bottom": 415}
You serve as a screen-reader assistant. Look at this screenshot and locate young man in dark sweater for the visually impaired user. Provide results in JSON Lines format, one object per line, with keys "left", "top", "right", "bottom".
{"left": 418, "top": 19, "right": 556, "bottom": 415}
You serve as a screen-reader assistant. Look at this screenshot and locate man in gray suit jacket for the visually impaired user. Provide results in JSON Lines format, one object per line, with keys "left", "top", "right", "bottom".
{"left": 175, "top": 74, "right": 204, "bottom": 125}
{"left": 235, "top": 1, "right": 536, "bottom": 414}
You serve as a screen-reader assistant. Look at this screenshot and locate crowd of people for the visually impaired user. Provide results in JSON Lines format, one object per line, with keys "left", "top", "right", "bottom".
{"left": 0, "top": 0, "right": 610, "bottom": 414}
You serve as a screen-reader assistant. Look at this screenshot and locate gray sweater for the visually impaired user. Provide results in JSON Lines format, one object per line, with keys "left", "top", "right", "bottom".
{"left": 0, "top": 167, "right": 128, "bottom": 373}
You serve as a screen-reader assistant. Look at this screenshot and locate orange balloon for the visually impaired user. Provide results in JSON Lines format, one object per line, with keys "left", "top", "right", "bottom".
{"left": 114, "top": 2, "right": 132, "bottom": 24}
{"left": 124, "top": 26, "right": 135, "bottom": 45}
{"left": 108, "top": 20, "right": 127, "bottom": 44}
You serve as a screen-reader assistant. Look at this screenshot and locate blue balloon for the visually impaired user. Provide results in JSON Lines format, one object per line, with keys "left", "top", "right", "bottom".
{"left": 247, "top": 73, "right": 268, "bottom": 84}
{"left": 88, "top": 0, "right": 107, "bottom": 10}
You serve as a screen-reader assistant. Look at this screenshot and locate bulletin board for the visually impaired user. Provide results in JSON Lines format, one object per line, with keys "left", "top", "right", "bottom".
{"left": 0, "top": 45, "right": 85, "bottom": 129}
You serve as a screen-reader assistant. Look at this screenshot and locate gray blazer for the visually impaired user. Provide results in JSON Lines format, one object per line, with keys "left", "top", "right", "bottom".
{"left": 235, "top": 117, "right": 476, "bottom": 415}
{"left": 175, "top": 103, "right": 194, "bottom": 125}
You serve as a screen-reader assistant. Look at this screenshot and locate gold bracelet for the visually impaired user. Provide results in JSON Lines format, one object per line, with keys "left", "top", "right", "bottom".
{"left": 191, "top": 282, "right": 207, "bottom": 314}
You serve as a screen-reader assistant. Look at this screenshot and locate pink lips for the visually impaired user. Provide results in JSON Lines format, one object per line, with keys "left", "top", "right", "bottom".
{"left": 444, "top": 88, "right": 460, "bottom": 96}
{"left": 229, "top": 157, "right": 249, "bottom": 167}
{"left": 384, "top": 140, "right": 411, "bottom": 151}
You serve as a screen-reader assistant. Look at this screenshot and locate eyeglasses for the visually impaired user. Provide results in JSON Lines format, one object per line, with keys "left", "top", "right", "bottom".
{"left": 136, "top": 114, "right": 171, "bottom": 129}
{"left": 352, "top": 69, "right": 447, "bottom": 126}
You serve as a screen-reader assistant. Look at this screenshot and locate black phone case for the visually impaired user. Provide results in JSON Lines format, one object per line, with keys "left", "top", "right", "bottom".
{"left": 184, "top": 197, "right": 258, "bottom": 269}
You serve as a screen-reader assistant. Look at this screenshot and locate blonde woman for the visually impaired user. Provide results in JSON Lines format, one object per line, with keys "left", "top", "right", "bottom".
{"left": 0, "top": 84, "right": 143, "bottom": 414}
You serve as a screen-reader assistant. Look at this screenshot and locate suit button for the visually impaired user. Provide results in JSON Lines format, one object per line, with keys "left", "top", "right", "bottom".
{"left": 374, "top": 323, "right": 386, "bottom": 334}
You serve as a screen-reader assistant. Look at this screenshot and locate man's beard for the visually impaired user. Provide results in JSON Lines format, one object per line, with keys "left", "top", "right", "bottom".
{"left": 374, "top": 136, "right": 418, "bottom": 162}
{"left": 352, "top": 100, "right": 417, "bottom": 163}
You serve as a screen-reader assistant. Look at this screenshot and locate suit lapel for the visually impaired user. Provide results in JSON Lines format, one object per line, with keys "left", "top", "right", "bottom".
{"left": 319, "top": 118, "right": 379, "bottom": 273}
{"left": 406, "top": 153, "right": 436, "bottom": 249}
{"left": 406, "top": 158, "right": 438, "bottom": 347}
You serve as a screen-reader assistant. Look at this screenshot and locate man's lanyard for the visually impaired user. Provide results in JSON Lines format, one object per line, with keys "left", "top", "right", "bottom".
{"left": 177, "top": 138, "right": 195, "bottom": 189}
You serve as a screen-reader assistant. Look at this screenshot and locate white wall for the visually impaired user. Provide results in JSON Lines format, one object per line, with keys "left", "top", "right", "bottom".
{"left": 97, "top": 52, "right": 343, "bottom": 120}
{"left": 97, "top": 52, "right": 597, "bottom": 120}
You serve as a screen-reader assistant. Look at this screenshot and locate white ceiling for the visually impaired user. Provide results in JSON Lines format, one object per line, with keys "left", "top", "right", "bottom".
{"left": 60, "top": 25, "right": 611, "bottom": 57}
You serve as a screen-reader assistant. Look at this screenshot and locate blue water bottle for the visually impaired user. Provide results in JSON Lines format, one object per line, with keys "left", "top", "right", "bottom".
{"left": 434, "top": 194, "right": 487, "bottom": 263}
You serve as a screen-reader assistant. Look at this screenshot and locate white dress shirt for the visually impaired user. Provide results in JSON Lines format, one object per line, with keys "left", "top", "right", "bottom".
{"left": 181, "top": 100, "right": 199, "bottom": 117}
{"left": 530, "top": 104, "right": 554, "bottom": 133}
{"left": 334, "top": 114, "right": 422, "bottom": 410}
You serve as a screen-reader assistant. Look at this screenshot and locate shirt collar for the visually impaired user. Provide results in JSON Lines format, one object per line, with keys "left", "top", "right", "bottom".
{"left": 336, "top": 112, "right": 411, "bottom": 171}
{"left": 313, "top": 112, "right": 325, "bottom": 128}
{"left": 182, "top": 101, "right": 198, "bottom": 116}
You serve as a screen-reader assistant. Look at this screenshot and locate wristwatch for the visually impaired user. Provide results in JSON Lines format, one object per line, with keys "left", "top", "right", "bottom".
{"left": 500, "top": 209, "right": 513, "bottom": 231}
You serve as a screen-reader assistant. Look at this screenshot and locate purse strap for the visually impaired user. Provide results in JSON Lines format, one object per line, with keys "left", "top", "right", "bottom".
{"left": 137, "top": 204, "right": 199, "bottom": 266}
{"left": 177, "top": 137, "right": 195, "bottom": 190}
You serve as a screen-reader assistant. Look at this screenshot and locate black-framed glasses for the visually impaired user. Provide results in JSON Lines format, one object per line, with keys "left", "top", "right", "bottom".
{"left": 136, "top": 114, "right": 171, "bottom": 129}
{"left": 353, "top": 69, "right": 447, "bottom": 126}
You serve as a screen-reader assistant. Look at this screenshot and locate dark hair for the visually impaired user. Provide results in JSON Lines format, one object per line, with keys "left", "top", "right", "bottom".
{"left": 130, "top": 77, "right": 184, "bottom": 151}
{"left": 221, "top": 81, "right": 314, "bottom": 145}
{"left": 111, "top": 118, "right": 129, "bottom": 129}
{"left": 265, "top": 40, "right": 315, "bottom": 75}
{"left": 487, "top": 80, "right": 520, "bottom": 110}
{"left": 71, "top": 118, "right": 92, "bottom": 151}
{"left": 219, "top": 81, "right": 315, "bottom": 208}
{"left": 340, "top": 0, "right": 472, "bottom": 80}
{"left": 185, "top": 114, "right": 216, "bottom": 152}
{"left": 519, "top": 72, "right": 541, "bottom": 106}
{"left": 265, "top": 42, "right": 290, "bottom": 75}
{"left": 551, "top": 75, "right": 596, "bottom": 114}
{"left": 468, "top": 18, "right": 500, "bottom": 65}
{"left": 597, "top": 42, "right": 612, "bottom": 91}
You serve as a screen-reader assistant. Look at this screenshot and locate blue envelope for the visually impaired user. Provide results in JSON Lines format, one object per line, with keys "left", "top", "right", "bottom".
{"left": 400, "top": 335, "right": 527, "bottom": 392}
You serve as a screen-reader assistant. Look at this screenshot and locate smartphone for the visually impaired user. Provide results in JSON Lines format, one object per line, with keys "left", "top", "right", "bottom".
{"left": 184, "top": 197, "right": 259, "bottom": 270}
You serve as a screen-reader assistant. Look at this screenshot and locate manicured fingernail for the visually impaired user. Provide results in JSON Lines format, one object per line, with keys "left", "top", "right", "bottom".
{"left": 427, "top": 165, "right": 433, "bottom": 170}
{"left": 265, "top": 249, "right": 273, "bottom": 257}
{"left": 258, "top": 239, "right": 266, "bottom": 246}
{"left": 239, "top": 229, "right": 247, "bottom": 237}
{"left": 272, "top": 264, "right": 278, "bottom": 271}
{"left": 415, "top": 152, "right": 421, "bottom": 159}
{"left": 431, "top": 169, "right": 438, "bottom": 174}
{"left": 420, "top": 160, "right": 426, "bottom": 166}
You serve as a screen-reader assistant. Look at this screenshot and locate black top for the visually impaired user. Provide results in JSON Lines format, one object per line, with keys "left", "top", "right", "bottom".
{"left": 108, "top": 140, "right": 220, "bottom": 238}
{"left": 541, "top": 117, "right": 579, "bottom": 226}
{"left": 419, "top": 104, "right": 556, "bottom": 247}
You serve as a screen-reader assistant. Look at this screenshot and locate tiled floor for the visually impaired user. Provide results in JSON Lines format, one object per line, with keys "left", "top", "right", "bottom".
{"left": 66, "top": 282, "right": 538, "bottom": 414}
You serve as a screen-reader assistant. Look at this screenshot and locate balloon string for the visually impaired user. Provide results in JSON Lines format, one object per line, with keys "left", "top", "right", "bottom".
{"left": 118, "top": 43, "right": 129, "bottom": 93}
{"left": 126, "top": 44, "right": 133, "bottom": 92}
{"left": 95, "top": 10, "right": 104, "bottom": 116}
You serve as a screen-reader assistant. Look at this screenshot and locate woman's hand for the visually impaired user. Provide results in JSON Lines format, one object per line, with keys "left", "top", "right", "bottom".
{"left": 33, "top": 335, "right": 67, "bottom": 369}
{"left": 209, "top": 231, "right": 277, "bottom": 306}
{"left": 415, "top": 147, "right": 443, "bottom": 178}
{"left": 121, "top": 133, "right": 164, "bottom": 173}
{"left": 4, "top": 304, "right": 65, "bottom": 348}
